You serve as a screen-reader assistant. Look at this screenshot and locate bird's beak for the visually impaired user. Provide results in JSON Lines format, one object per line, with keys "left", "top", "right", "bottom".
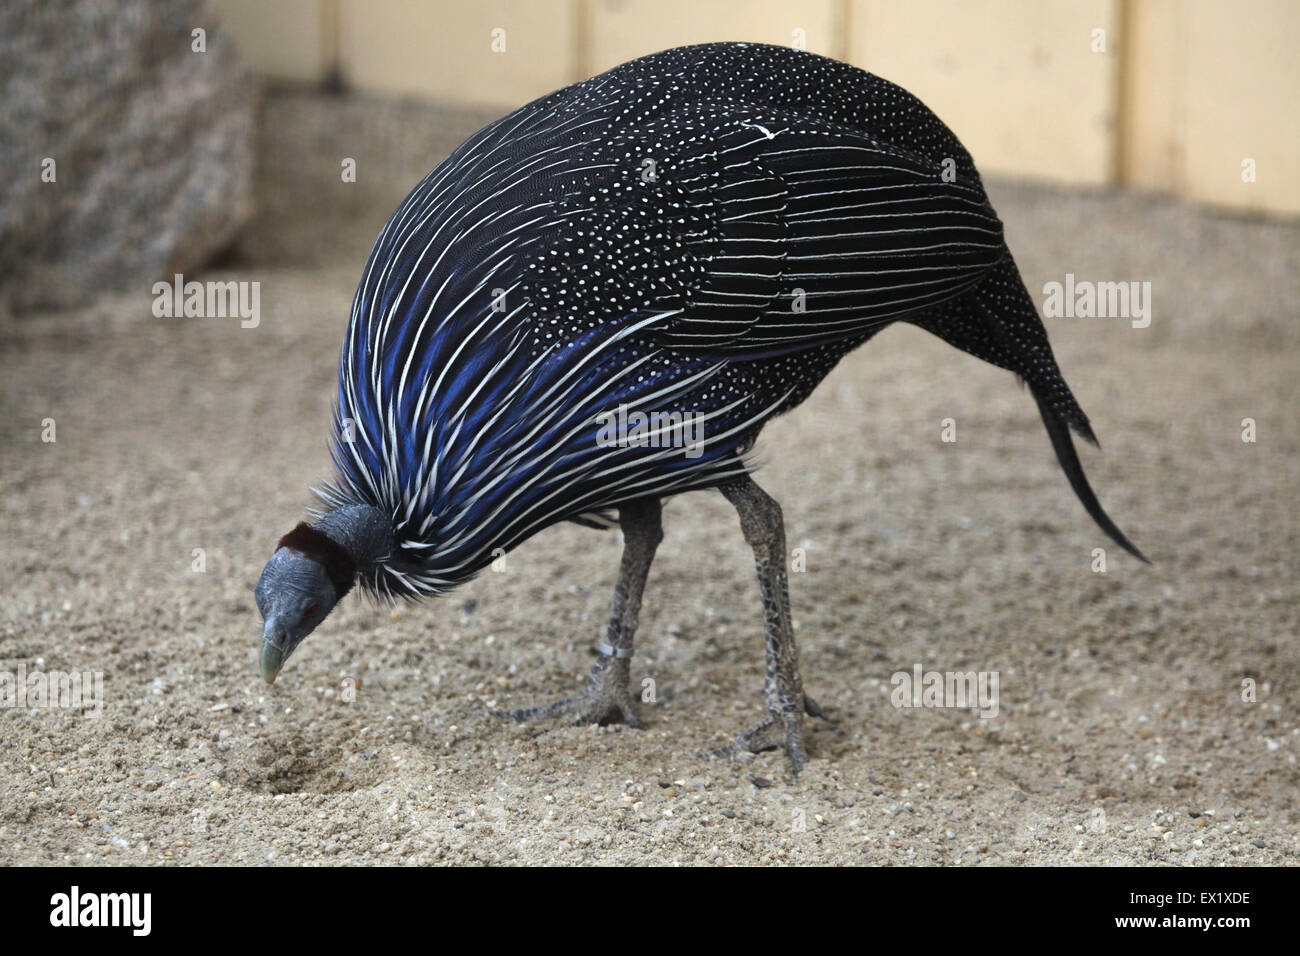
{"left": 260, "top": 617, "right": 291, "bottom": 684}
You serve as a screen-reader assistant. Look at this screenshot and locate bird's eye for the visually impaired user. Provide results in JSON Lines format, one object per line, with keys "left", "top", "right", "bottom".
{"left": 305, "top": 603, "right": 319, "bottom": 617}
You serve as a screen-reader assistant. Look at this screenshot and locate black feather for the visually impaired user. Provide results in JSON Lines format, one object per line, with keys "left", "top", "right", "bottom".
{"left": 1034, "top": 391, "right": 1149, "bottom": 563}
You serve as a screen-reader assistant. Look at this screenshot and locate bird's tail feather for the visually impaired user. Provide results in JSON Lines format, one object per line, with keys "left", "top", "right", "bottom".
{"left": 1032, "top": 387, "right": 1148, "bottom": 562}
{"left": 913, "top": 256, "right": 1147, "bottom": 562}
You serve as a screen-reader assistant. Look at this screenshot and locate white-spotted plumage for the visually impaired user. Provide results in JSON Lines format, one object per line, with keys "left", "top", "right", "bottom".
{"left": 316, "top": 42, "right": 1143, "bottom": 599}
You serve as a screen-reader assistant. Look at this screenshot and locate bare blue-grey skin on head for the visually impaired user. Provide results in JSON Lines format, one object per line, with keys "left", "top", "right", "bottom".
{"left": 252, "top": 42, "right": 1145, "bottom": 774}
{"left": 255, "top": 504, "right": 391, "bottom": 683}
{"left": 254, "top": 550, "right": 335, "bottom": 683}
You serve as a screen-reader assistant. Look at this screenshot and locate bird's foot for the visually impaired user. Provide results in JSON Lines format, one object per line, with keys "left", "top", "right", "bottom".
{"left": 492, "top": 657, "right": 642, "bottom": 729}
{"left": 712, "top": 693, "right": 828, "bottom": 776}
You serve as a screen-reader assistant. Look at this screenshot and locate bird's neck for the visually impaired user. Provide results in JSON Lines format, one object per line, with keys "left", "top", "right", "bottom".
{"left": 313, "top": 504, "right": 394, "bottom": 573}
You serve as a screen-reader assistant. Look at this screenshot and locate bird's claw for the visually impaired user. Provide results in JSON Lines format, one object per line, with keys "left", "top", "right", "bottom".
{"left": 802, "top": 692, "right": 830, "bottom": 722}
{"left": 492, "top": 660, "right": 642, "bottom": 728}
{"left": 493, "top": 693, "right": 642, "bottom": 728}
{"left": 711, "top": 693, "right": 828, "bottom": 776}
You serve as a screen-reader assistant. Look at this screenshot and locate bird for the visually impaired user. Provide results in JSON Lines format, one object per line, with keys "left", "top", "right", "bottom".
{"left": 254, "top": 42, "right": 1146, "bottom": 775}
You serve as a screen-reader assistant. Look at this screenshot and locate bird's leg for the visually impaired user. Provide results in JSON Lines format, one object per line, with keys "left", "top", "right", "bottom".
{"left": 496, "top": 498, "right": 662, "bottom": 727}
{"left": 714, "top": 475, "right": 826, "bottom": 775}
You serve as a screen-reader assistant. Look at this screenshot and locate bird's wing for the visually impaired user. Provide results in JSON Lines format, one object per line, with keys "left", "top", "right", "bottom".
{"left": 650, "top": 116, "right": 1007, "bottom": 354}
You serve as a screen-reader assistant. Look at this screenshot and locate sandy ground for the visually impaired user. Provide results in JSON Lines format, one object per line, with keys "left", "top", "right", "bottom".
{"left": 1, "top": 93, "right": 1297, "bottom": 866}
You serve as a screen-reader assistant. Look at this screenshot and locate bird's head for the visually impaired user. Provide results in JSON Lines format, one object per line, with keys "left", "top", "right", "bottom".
{"left": 254, "top": 523, "right": 356, "bottom": 684}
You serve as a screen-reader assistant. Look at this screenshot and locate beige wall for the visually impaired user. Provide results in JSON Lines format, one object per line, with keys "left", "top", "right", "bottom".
{"left": 337, "top": 0, "right": 578, "bottom": 107}
{"left": 586, "top": 0, "right": 843, "bottom": 71}
{"left": 850, "top": 0, "right": 1120, "bottom": 186}
{"left": 220, "top": 0, "right": 330, "bottom": 82}
{"left": 216, "top": 0, "right": 1300, "bottom": 216}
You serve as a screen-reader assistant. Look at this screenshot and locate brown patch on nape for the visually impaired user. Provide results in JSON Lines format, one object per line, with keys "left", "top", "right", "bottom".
{"left": 275, "top": 523, "right": 356, "bottom": 600}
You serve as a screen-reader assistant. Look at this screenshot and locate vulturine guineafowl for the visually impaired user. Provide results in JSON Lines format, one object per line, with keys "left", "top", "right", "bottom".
{"left": 255, "top": 42, "right": 1146, "bottom": 774}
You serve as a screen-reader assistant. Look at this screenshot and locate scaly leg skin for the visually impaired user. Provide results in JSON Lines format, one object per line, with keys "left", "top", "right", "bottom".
{"left": 496, "top": 497, "right": 662, "bottom": 728}
{"left": 713, "top": 475, "right": 826, "bottom": 776}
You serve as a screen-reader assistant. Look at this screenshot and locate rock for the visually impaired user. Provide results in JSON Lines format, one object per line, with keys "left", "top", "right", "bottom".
{"left": 0, "top": 0, "right": 255, "bottom": 312}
